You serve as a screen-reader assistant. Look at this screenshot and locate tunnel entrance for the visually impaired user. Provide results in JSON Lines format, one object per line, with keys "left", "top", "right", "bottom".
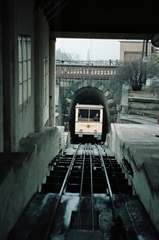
{"left": 69, "top": 87, "right": 110, "bottom": 143}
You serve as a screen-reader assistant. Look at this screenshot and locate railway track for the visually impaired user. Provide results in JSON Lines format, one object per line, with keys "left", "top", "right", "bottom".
{"left": 7, "top": 144, "right": 159, "bottom": 240}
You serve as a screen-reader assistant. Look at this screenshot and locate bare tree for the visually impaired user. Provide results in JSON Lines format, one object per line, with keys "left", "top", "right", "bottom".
{"left": 112, "top": 57, "right": 159, "bottom": 92}
{"left": 147, "top": 52, "right": 159, "bottom": 79}
{"left": 56, "top": 48, "right": 81, "bottom": 62}
{"left": 111, "top": 60, "right": 148, "bottom": 91}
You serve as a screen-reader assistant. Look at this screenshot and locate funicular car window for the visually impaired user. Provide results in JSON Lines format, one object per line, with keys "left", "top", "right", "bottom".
{"left": 78, "top": 109, "right": 89, "bottom": 121}
{"left": 90, "top": 110, "right": 100, "bottom": 122}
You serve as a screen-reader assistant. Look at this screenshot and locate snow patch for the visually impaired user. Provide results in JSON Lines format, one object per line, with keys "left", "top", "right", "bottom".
{"left": 51, "top": 233, "right": 65, "bottom": 240}
{"left": 41, "top": 193, "right": 55, "bottom": 208}
{"left": 137, "top": 236, "right": 147, "bottom": 240}
{"left": 61, "top": 194, "right": 79, "bottom": 229}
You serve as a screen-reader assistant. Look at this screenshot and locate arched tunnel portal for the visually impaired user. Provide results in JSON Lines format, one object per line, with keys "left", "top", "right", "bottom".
{"left": 69, "top": 86, "right": 111, "bottom": 143}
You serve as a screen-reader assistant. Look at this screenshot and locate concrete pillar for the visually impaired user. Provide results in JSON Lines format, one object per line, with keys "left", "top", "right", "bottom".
{"left": 2, "top": 1, "right": 19, "bottom": 152}
{"left": 49, "top": 39, "right": 56, "bottom": 127}
{"left": 0, "top": 5, "right": 4, "bottom": 152}
{"left": 34, "top": 11, "right": 44, "bottom": 132}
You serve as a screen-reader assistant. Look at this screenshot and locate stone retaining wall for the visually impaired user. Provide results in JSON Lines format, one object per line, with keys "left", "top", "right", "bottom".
{"left": 0, "top": 127, "right": 70, "bottom": 240}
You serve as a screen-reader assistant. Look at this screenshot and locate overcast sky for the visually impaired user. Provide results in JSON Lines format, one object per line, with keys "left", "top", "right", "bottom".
{"left": 56, "top": 38, "right": 120, "bottom": 61}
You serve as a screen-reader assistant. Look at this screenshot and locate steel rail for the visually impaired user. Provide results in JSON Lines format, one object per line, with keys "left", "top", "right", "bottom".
{"left": 77, "top": 143, "right": 87, "bottom": 229}
{"left": 96, "top": 144, "right": 128, "bottom": 240}
{"left": 89, "top": 143, "right": 95, "bottom": 230}
{"left": 44, "top": 144, "right": 81, "bottom": 240}
{"left": 100, "top": 144, "right": 122, "bottom": 194}
{"left": 95, "top": 144, "right": 117, "bottom": 220}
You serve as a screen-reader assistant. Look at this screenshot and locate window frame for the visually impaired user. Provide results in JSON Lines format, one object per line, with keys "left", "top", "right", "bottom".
{"left": 18, "top": 36, "right": 31, "bottom": 108}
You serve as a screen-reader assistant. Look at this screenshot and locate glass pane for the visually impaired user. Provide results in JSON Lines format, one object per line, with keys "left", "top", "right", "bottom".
{"left": 19, "top": 62, "right": 22, "bottom": 83}
{"left": 78, "top": 109, "right": 89, "bottom": 121}
{"left": 46, "top": 81, "right": 49, "bottom": 104}
{"left": 27, "top": 60, "right": 31, "bottom": 78}
{"left": 27, "top": 37, "right": 31, "bottom": 59}
{"left": 28, "top": 79, "right": 31, "bottom": 97}
{"left": 18, "top": 35, "right": 32, "bottom": 103}
{"left": 19, "top": 84, "right": 22, "bottom": 104}
{"left": 18, "top": 38, "right": 22, "bottom": 61}
{"left": 90, "top": 110, "right": 100, "bottom": 122}
{"left": 22, "top": 61, "right": 27, "bottom": 83}
{"left": 22, "top": 37, "right": 27, "bottom": 61}
{"left": 46, "top": 75, "right": 49, "bottom": 88}
{"left": 23, "top": 81, "right": 27, "bottom": 101}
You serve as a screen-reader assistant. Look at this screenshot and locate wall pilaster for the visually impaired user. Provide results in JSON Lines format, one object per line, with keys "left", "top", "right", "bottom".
{"left": 49, "top": 38, "right": 56, "bottom": 127}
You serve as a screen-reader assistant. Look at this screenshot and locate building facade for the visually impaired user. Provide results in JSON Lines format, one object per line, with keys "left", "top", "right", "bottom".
{"left": 120, "top": 41, "right": 153, "bottom": 62}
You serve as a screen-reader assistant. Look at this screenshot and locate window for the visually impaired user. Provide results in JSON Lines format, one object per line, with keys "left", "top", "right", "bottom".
{"left": 43, "top": 57, "right": 49, "bottom": 124}
{"left": 78, "top": 109, "right": 100, "bottom": 122}
{"left": 18, "top": 36, "right": 31, "bottom": 106}
{"left": 44, "top": 57, "right": 49, "bottom": 106}
{"left": 90, "top": 110, "right": 100, "bottom": 122}
{"left": 78, "top": 109, "right": 89, "bottom": 121}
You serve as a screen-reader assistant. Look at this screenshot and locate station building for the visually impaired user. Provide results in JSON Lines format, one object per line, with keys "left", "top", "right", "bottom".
{"left": 0, "top": 1, "right": 159, "bottom": 239}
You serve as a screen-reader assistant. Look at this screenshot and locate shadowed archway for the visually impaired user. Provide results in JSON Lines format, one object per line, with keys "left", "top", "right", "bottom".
{"left": 69, "top": 86, "right": 110, "bottom": 142}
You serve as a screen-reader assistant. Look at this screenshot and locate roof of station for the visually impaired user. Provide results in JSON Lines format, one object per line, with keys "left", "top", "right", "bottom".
{"left": 36, "top": 0, "right": 159, "bottom": 41}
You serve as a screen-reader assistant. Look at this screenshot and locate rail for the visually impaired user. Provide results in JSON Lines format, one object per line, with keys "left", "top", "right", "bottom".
{"left": 77, "top": 143, "right": 86, "bottom": 229}
{"left": 95, "top": 144, "right": 126, "bottom": 240}
{"left": 45, "top": 144, "right": 81, "bottom": 240}
{"left": 89, "top": 143, "right": 95, "bottom": 230}
{"left": 10, "top": 143, "right": 158, "bottom": 240}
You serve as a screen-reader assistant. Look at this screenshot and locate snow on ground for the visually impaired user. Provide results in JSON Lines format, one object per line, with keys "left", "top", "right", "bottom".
{"left": 61, "top": 194, "right": 79, "bottom": 229}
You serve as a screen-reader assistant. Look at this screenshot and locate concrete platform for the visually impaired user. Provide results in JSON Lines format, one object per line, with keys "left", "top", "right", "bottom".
{"left": 117, "top": 114, "right": 158, "bottom": 125}
{"left": 107, "top": 123, "right": 159, "bottom": 235}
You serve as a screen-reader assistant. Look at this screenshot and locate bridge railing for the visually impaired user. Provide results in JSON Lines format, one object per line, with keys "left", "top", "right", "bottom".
{"left": 56, "top": 60, "right": 119, "bottom": 79}
{"left": 56, "top": 59, "right": 119, "bottom": 66}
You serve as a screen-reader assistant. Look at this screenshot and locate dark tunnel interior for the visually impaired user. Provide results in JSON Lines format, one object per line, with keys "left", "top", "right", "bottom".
{"left": 69, "top": 86, "right": 110, "bottom": 143}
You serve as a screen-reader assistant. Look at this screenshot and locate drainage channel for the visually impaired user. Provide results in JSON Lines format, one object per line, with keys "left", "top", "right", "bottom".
{"left": 7, "top": 144, "right": 159, "bottom": 240}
